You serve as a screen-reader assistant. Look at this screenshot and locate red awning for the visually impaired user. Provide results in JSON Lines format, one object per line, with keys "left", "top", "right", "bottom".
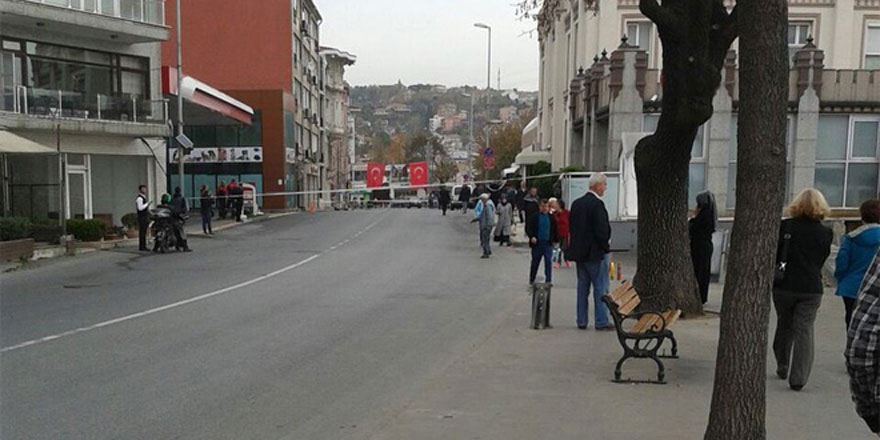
{"left": 161, "top": 66, "right": 254, "bottom": 125}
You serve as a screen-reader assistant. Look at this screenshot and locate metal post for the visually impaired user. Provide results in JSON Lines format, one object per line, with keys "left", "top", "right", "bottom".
{"left": 132, "top": 96, "right": 137, "bottom": 122}
{"left": 176, "top": 0, "right": 184, "bottom": 197}
{"left": 56, "top": 121, "right": 66, "bottom": 239}
{"left": 97, "top": 94, "right": 102, "bottom": 120}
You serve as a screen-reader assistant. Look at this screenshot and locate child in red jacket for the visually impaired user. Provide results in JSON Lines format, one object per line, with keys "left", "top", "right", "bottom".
{"left": 552, "top": 200, "right": 572, "bottom": 268}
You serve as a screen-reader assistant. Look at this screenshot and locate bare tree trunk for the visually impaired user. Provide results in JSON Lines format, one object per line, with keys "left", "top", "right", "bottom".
{"left": 704, "top": 0, "right": 789, "bottom": 438}
{"left": 634, "top": 0, "right": 737, "bottom": 315}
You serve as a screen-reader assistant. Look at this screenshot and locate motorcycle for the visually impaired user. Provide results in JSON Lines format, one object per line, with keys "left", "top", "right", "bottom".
{"left": 149, "top": 207, "right": 187, "bottom": 253}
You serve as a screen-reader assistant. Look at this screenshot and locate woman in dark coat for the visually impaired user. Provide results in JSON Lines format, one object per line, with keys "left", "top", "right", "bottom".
{"left": 689, "top": 191, "right": 717, "bottom": 305}
{"left": 773, "top": 188, "right": 833, "bottom": 391}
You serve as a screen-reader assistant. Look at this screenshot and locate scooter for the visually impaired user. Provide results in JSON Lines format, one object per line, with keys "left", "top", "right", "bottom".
{"left": 149, "top": 207, "right": 187, "bottom": 253}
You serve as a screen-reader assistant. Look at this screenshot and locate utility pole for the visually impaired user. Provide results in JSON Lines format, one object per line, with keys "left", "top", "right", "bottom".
{"left": 176, "top": 0, "right": 185, "bottom": 197}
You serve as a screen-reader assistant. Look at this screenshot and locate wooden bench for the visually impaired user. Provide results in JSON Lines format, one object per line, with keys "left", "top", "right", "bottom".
{"left": 601, "top": 280, "right": 681, "bottom": 384}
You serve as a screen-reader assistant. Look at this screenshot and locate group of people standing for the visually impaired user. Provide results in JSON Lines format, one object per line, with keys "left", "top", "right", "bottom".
{"left": 198, "top": 179, "right": 246, "bottom": 235}
{"left": 466, "top": 173, "right": 614, "bottom": 331}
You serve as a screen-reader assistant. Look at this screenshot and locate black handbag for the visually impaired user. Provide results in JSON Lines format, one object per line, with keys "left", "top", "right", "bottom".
{"left": 774, "top": 222, "right": 791, "bottom": 286}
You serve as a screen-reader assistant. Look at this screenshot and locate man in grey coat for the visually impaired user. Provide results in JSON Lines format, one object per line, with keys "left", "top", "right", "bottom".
{"left": 473, "top": 193, "right": 497, "bottom": 258}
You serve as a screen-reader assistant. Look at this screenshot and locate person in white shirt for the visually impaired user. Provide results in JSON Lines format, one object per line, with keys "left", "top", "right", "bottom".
{"left": 136, "top": 185, "right": 150, "bottom": 251}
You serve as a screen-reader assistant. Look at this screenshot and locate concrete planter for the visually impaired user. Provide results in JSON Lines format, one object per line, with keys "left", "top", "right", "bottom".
{"left": 0, "top": 238, "right": 35, "bottom": 262}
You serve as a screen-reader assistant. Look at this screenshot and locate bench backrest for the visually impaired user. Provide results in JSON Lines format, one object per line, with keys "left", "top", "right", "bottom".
{"left": 607, "top": 280, "right": 640, "bottom": 316}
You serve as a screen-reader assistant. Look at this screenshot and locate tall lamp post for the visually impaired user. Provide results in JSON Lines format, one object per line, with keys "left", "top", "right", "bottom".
{"left": 175, "top": 0, "right": 185, "bottom": 197}
{"left": 461, "top": 92, "right": 475, "bottom": 180}
{"left": 474, "top": 23, "right": 492, "bottom": 182}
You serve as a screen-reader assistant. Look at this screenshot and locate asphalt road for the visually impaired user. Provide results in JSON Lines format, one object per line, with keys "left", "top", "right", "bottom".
{"left": 0, "top": 208, "right": 529, "bottom": 440}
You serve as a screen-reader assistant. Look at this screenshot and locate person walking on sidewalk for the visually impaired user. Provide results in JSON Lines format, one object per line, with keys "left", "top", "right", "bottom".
{"left": 836, "top": 199, "right": 880, "bottom": 327}
{"left": 527, "top": 199, "right": 558, "bottom": 284}
{"left": 459, "top": 185, "right": 472, "bottom": 214}
{"left": 689, "top": 191, "right": 717, "bottom": 305}
{"left": 773, "top": 188, "right": 833, "bottom": 391}
{"left": 135, "top": 184, "right": 150, "bottom": 251}
{"left": 567, "top": 173, "right": 613, "bottom": 330}
{"left": 846, "top": 249, "right": 880, "bottom": 436}
{"left": 199, "top": 185, "right": 214, "bottom": 235}
{"left": 495, "top": 194, "right": 513, "bottom": 246}
{"left": 438, "top": 186, "right": 451, "bottom": 216}
{"left": 472, "top": 193, "right": 496, "bottom": 258}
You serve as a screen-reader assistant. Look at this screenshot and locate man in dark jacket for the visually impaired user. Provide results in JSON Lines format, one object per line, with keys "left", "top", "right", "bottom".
{"left": 516, "top": 186, "right": 527, "bottom": 223}
{"left": 526, "top": 199, "right": 558, "bottom": 284}
{"left": 438, "top": 186, "right": 451, "bottom": 216}
{"left": 459, "top": 185, "right": 472, "bottom": 214}
{"left": 170, "top": 186, "right": 188, "bottom": 215}
{"left": 567, "top": 173, "right": 612, "bottom": 330}
{"left": 228, "top": 180, "right": 244, "bottom": 222}
{"left": 523, "top": 187, "right": 540, "bottom": 221}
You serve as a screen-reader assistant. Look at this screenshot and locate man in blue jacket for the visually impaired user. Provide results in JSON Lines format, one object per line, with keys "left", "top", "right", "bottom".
{"left": 837, "top": 200, "right": 880, "bottom": 327}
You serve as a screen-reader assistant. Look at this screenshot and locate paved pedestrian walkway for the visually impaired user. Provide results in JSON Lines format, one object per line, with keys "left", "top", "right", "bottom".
{"left": 370, "top": 251, "right": 870, "bottom": 439}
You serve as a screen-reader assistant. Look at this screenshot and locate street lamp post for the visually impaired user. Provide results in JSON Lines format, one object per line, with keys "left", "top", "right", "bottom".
{"left": 176, "top": 0, "right": 185, "bottom": 198}
{"left": 474, "top": 23, "right": 492, "bottom": 182}
{"left": 462, "top": 92, "right": 475, "bottom": 181}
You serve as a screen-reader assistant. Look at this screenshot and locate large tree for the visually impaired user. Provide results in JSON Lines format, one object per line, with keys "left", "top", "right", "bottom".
{"left": 705, "top": 0, "right": 789, "bottom": 438}
{"left": 632, "top": 0, "right": 738, "bottom": 314}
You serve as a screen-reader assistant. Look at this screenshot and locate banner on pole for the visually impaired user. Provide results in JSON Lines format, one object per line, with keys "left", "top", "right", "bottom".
{"left": 367, "top": 162, "right": 384, "bottom": 188}
{"left": 409, "top": 161, "right": 428, "bottom": 186}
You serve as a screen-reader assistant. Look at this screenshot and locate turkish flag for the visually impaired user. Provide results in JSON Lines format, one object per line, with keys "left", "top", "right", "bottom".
{"left": 367, "top": 162, "right": 385, "bottom": 188}
{"left": 409, "top": 161, "right": 428, "bottom": 186}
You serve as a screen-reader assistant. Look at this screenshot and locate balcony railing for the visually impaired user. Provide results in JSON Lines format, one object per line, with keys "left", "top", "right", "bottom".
{"left": 2, "top": 86, "right": 168, "bottom": 124}
{"left": 25, "top": 0, "right": 165, "bottom": 26}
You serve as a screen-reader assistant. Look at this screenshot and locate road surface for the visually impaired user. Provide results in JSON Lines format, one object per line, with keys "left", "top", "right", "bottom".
{"left": 1, "top": 209, "right": 528, "bottom": 439}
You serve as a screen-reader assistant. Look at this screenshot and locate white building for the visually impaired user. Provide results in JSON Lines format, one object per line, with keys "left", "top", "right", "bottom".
{"left": 320, "top": 46, "right": 356, "bottom": 206}
{"left": 1, "top": 0, "right": 169, "bottom": 225}
{"left": 535, "top": 0, "right": 880, "bottom": 215}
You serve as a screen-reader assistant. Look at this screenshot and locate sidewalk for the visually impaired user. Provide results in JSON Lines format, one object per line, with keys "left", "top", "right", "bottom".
{"left": 369, "top": 251, "right": 869, "bottom": 439}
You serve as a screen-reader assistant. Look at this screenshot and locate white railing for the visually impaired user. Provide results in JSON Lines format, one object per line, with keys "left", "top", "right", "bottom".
{"left": 26, "top": 0, "right": 165, "bottom": 26}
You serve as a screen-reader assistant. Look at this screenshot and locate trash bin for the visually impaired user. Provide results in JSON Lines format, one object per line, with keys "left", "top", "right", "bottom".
{"left": 530, "top": 283, "right": 552, "bottom": 330}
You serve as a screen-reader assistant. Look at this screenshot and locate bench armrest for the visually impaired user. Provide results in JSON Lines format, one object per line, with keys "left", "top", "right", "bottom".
{"left": 619, "top": 310, "right": 669, "bottom": 336}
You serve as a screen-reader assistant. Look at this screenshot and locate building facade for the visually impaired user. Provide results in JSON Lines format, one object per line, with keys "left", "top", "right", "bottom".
{"left": 1, "top": 0, "right": 170, "bottom": 226}
{"left": 537, "top": 0, "right": 880, "bottom": 216}
{"left": 160, "top": 0, "right": 327, "bottom": 210}
{"left": 319, "top": 46, "right": 356, "bottom": 206}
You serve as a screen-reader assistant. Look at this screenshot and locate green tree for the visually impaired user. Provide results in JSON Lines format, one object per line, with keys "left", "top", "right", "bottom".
{"left": 474, "top": 122, "right": 523, "bottom": 180}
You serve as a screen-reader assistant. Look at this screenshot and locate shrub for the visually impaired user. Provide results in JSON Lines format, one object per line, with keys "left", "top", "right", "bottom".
{"left": 66, "top": 219, "right": 106, "bottom": 242}
{"left": 121, "top": 213, "right": 139, "bottom": 230}
{"left": 0, "top": 217, "right": 32, "bottom": 241}
{"left": 31, "top": 224, "right": 62, "bottom": 244}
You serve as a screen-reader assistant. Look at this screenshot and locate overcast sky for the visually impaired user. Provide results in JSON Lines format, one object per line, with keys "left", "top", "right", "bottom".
{"left": 317, "top": 0, "right": 539, "bottom": 91}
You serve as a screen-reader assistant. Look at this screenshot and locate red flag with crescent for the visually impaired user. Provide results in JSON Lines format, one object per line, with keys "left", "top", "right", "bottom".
{"left": 367, "top": 162, "right": 384, "bottom": 188}
{"left": 409, "top": 161, "right": 428, "bottom": 186}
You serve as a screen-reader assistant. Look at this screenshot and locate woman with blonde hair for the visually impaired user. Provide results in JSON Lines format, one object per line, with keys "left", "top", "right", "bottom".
{"left": 772, "top": 188, "right": 833, "bottom": 391}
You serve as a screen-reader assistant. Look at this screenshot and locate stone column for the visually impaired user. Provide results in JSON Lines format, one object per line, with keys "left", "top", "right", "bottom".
{"left": 708, "top": 50, "right": 736, "bottom": 215}
{"left": 791, "top": 39, "right": 824, "bottom": 202}
{"left": 607, "top": 37, "right": 646, "bottom": 171}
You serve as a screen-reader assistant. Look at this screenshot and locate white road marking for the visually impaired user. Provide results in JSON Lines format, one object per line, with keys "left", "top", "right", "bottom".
{"left": 1, "top": 214, "right": 387, "bottom": 354}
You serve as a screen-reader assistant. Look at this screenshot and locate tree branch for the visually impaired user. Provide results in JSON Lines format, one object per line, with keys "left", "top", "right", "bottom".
{"left": 710, "top": 2, "right": 738, "bottom": 69}
{"left": 639, "top": 0, "right": 676, "bottom": 31}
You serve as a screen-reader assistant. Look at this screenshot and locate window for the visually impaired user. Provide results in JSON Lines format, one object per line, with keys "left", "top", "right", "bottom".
{"left": 865, "top": 25, "right": 880, "bottom": 69}
{"left": 728, "top": 115, "right": 793, "bottom": 208}
{"left": 626, "top": 21, "right": 653, "bottom": 63}
{"left": 788, "top": 22, "right": 811, "bottom": 64}
{"left": 815, "top": 115, "right": 880, "bottom": 207}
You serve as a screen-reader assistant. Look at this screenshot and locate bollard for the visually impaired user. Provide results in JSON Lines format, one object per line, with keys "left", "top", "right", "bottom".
{"left": 530, "top": 283, "right": 552, "bottom": 330}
